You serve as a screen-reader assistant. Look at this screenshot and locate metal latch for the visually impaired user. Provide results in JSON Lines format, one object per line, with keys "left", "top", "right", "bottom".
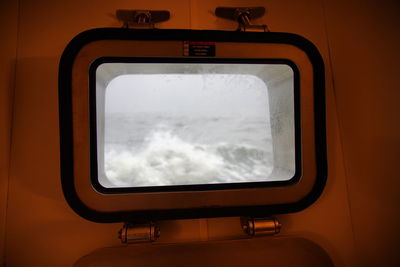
{"left": 116, "top": 10, "right": 170, "bottom": 29}
{"left": 241, "top": 217, "right": 281, "bottom": 237}
{"left": 118, "top": 222, "right": 160, "bottom": 243}
{"left": 215, "top": 7, "right": 269, "bottom": 32}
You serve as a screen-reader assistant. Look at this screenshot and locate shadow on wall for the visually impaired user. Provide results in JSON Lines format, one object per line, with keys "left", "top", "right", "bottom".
{"left": 6, "top": 57, "right": 118, "bottom": 265}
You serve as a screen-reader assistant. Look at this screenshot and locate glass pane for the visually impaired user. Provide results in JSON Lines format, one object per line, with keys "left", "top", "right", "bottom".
{"left": 96, "top": 63, "right": 294, "bottom": 188}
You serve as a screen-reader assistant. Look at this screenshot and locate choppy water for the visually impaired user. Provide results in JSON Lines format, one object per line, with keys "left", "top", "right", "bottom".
{"left": 103, "top": 113, "right": 273, "bottom": 187}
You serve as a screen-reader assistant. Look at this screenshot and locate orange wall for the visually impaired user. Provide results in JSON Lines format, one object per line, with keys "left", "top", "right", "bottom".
{"left": 0, "top": 0, "right": 19, "bottom": 265}
{"left": 0, "top": 0, "right": 399, "bottom": 266}
{"left": 324, "top": 0, "right": 400, "bottom": 265}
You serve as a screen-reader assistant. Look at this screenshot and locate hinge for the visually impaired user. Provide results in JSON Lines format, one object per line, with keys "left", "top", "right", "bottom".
{"left": 241, "top": 217, "right": 281, "bottom": 237}
{"left": 116, "top": 10, "right": 170, "bottom": 29}
{"left": 118, "top": 222, "right": 160, "bottom": 243}
{"left": 215, "top": 6, "right": 269, "bottom": 32}
{"left": 117, "top": 217, "right": 281, "bottom": 243}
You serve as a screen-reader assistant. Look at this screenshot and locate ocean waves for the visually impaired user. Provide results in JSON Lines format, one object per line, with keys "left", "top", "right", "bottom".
{"left": 104, "top": 129, "right": 273, "bottom": 187}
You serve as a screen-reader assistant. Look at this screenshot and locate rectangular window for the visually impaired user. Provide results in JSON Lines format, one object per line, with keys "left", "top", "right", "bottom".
{"left": 60, "top": 29, "right": 326, "bottom": 221}
{"left": 95, "top": 62, "right": 295, "bottom": 189}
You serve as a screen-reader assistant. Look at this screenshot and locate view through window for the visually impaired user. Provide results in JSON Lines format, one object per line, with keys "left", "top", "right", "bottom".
{"left": 96, "top": 63, "right": 295, "bottom": 188}
{"left": 103, "top": 74, "right": 272, "bottom": 187}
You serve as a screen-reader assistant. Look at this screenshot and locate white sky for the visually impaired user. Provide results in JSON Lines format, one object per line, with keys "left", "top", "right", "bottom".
{"left": 105, "top": 74, "right": 269, "bottom": 117}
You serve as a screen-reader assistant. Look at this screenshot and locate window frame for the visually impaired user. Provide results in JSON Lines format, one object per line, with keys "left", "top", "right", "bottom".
{"left": 89, "top": 57, "right": 301, "bottom": 193}
{"left": 58, "top": 28, "right": 327, "bottom": 222}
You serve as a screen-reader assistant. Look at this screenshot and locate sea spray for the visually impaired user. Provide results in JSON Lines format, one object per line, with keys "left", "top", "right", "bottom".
{"left": 104, "top": 121, "right": 273, "bottom": 187}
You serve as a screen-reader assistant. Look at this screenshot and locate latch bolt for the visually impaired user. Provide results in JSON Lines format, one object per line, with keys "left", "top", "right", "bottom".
{"left": 215, "top": 6, "right": 269, "bottom": 32}
{"left": 116, "top": 10, "right": 170, "bottom": 29}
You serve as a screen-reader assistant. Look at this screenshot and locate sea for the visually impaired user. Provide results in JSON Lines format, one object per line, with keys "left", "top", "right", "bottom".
{"left": 103, "top": 113, "right": 273, "bottom": 187}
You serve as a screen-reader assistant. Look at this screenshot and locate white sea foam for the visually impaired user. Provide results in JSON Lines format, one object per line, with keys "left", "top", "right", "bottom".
{"left": 104, "top": 129, "right": 272, "bottom": 187}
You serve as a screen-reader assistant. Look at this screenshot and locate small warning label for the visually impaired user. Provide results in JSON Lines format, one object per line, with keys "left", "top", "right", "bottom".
{"left": 183, "top": 41, "right": 216, "bottom": 57}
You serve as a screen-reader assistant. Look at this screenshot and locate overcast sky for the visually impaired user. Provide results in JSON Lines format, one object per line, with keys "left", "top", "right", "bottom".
{"left": 105, "top": 74, "right": 270, "bottom": 117}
